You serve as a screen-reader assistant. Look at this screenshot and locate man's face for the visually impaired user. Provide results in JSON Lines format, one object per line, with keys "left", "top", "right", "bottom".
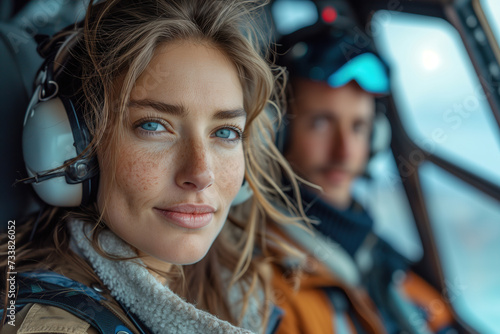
{"left": 285, "top": 80, "right": 375, "bottom": 209}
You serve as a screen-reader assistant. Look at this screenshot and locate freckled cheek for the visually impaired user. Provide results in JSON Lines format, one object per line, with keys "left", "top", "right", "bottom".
{"left": 114, "top": 146, "right": 167, "bottom": 200}
{"left": 214, "top": 150, "right": 245, "bottom": 201}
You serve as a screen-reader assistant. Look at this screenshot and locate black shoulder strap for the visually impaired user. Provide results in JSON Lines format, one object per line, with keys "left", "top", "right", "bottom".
{"left": 13, "top": 276, "right": 135, "bottom": 334}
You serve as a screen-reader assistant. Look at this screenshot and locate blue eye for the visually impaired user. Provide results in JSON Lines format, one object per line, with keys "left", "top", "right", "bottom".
{"left": 140, "top": 121, "right": 166, "bottom": 132}
{"left": 215, "top": 128, "right": 239, "bottom": 140}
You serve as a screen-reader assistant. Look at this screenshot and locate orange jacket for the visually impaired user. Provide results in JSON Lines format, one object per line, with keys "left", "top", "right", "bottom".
{"left": 272, "top": 259, "right": 387, "bottom": 334}
{"left": 269, "top": 226, "right": 454, "bottom": 334}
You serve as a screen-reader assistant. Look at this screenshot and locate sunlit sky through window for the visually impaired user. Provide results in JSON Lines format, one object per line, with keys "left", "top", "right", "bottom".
{"left": 481, "top": 0, "right": 500, "bottom": 46}
{"left": 372, "top": 11, "right": 500, "bottom": 187}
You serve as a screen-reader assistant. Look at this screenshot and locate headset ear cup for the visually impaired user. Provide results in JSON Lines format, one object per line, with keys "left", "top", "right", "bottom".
{"left": 369, "top": 111, "right": 392, "bottom": 158}
{"left": 22, "top": 90, "right": 98, "bottom": 207}
{"left": 23, "top": 95, "right": 84, "bottom": 206}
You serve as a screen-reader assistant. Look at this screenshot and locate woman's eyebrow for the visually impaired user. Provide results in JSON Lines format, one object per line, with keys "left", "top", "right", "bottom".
{"left": 213, "top": 108, "right": 247, "bottom": 120}
{"left": 128, "top": 99, "right": 246, "bottom": 120}
{"left": 128, "top": 99, "right": 184, "bottom": 116}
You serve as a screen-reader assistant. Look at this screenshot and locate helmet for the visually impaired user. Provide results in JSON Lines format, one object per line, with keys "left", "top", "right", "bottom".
{"left": 277, "top": 23, "right": 390, "bottom": 95}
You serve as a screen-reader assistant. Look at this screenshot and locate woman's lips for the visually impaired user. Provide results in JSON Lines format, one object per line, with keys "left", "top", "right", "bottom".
{"left": 154, "top": 204, "right": 215, "bottom": 229}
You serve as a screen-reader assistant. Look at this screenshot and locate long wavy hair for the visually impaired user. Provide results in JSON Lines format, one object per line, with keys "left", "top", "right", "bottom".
{"left": 1, "top": 0, "right": 307, "bottom": 329}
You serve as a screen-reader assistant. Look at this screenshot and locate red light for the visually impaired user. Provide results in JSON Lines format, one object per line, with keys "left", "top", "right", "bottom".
{"left": 321, "top": 6, "right": 338, "bottom": 24}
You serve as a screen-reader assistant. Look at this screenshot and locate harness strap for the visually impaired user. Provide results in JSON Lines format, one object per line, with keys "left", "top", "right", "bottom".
{"left": 13, "top": 276, "right": 136, "bottom": 334}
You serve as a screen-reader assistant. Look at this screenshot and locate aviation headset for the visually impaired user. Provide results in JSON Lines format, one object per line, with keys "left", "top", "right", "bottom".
{"left": 275, "top": 23, "right": 392, "bottom": 158}
{"left": 21, "top": 29, "right": 254, "bottom": 208}
{"left": 22, "top": 30, "right": 99, "bottom": 207}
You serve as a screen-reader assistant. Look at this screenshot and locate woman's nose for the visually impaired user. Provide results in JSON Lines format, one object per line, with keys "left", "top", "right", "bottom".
{"left": 175, "top": 140, "right": 215, "bottom": 192}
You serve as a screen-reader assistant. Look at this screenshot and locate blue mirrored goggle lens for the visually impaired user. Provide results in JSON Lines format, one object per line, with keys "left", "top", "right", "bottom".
{"left": 327, "top": 53, "right": 390, "bottom": 94}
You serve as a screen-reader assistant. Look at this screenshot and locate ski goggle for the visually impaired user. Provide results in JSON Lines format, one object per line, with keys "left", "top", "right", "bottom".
{"left": 327, "top": 52, "right": 390, "bottom": 95}
{"left": 282, "top": 34, "right": 391, "bottom": 96}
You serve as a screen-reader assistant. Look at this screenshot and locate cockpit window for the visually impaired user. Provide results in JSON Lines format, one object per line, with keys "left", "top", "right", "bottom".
{"left": 481, "top": 0, "right": 500, "bottom": 48}
{"left": 373, "top": 10, "right": 500, "bottom": 332}
{"left": 271, "top": 0, "right": 318, "bottom": 35}
{"left": 419, "top": 162, "right": 500, "bottom": 333}
{"left": 352, "top": 150, "right": 423, "bottom": 262}
{"left": 373, "top": 11, "right": 500, "bottom": 187}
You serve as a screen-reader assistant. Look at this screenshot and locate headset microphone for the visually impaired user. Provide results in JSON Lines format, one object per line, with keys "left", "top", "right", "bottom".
{"left": 22, "top": 171, "right": 66, "bottom": 184}
{"left": 22, "top": 158, "right": 95, "bottom": 185}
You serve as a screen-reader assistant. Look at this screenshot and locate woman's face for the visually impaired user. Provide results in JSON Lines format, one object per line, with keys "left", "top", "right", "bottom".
{"left": 98, "top": 40, "right": 246, "bottom": 267}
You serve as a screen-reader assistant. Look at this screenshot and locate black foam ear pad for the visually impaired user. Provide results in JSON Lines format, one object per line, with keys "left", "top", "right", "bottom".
{"left": 59, "top": 95, "right": 99, "bottom": 205}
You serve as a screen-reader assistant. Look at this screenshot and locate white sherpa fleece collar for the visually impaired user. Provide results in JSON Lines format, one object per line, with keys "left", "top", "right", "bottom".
{"left": 69, "top": 220, "right": 255, "bottom": 334}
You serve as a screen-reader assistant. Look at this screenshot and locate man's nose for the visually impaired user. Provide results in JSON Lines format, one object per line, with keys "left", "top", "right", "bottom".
{"left": 330, "top": 126, "right": 350, "bottom": 161}
{"left": 175, "top": 140, "right": 215, "bottom": 192}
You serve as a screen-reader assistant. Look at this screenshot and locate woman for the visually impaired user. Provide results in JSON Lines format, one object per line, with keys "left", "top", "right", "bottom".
{"left": 0, "top": 0, "right": 306, "bottom": 333}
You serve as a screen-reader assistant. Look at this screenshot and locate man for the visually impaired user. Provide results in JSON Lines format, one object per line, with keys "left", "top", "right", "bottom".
{"left": 271, "top": 23, "right": 455, "bottom": 334}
